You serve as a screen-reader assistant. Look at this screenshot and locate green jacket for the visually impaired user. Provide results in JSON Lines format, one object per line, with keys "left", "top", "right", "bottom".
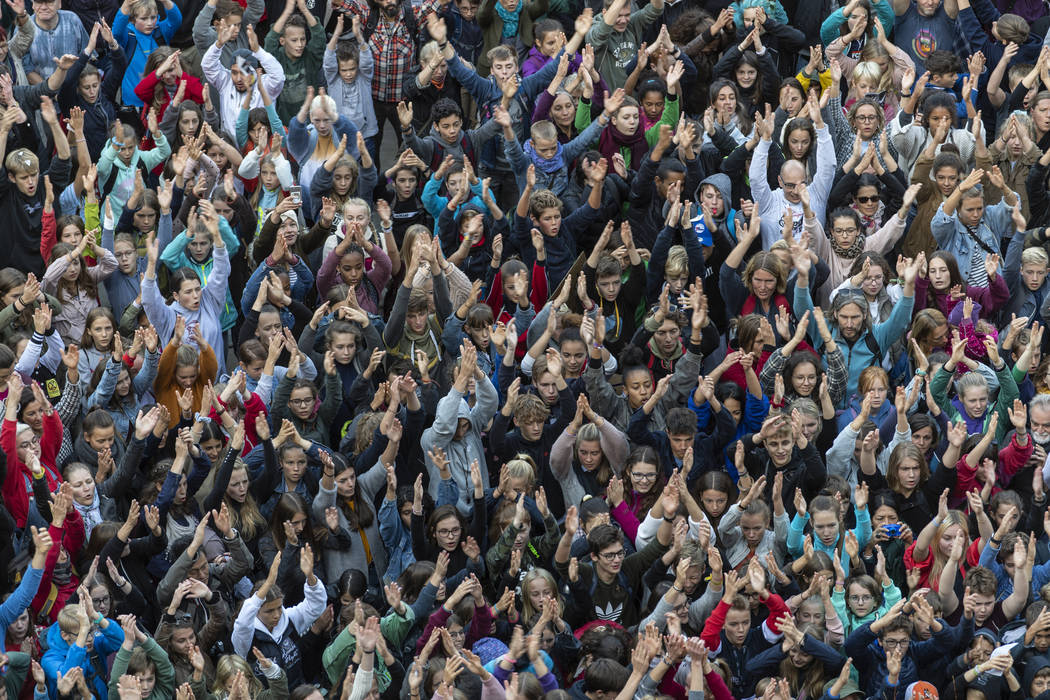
{"left": 265, "top": 25, "right": 326, "bottom": 124}
{"left": 485, "top": 510, "right": 560, "bottom": 590}
{"left": 322, "top": 606, "right": 415, "bottom": 689}
{"left": 930, "top": 360, "right": 1019, "bottom": 443}
{"left": 107, "top": 638, "right": 176, "bottom": 700}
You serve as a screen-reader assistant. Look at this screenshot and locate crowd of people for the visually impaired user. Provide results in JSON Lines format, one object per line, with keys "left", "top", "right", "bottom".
{"left": 3, "top": 0, "right": 1050, "bottom": 698}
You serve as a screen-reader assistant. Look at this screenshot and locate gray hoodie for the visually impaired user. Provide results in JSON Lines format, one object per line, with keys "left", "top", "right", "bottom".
{"left": 421, "top": 380, "right": 499, "bottom": 516}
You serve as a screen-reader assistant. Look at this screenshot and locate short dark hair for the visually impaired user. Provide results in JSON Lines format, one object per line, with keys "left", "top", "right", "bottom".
{"left": 655, "top": 158, "right": 686, "bottom": 181}
{"left": 533, "top": 17, "right": 561, "bottom": 41}
{"left": 665, "top": 407, "right": 696, "bottom": 437}
{"left": 925, "top": 49, "right": 962, "bottom": 76}
{"left": 431, "top": 98, "right": 463, "bottom": 124}
{"left": 829, "top": 207, "right": 862, "bottom": 231}
{"left": 587, "top": 523, "right": 622, "bottom": 555}
{"left": 583, "top": 659, "right": 630, "bottom": 694}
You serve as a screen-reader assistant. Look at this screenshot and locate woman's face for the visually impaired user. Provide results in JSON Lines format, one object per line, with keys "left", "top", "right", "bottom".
{"left": 853, "top": 105, "right": 879, "bottom": 139}
{"left": 526, "top": 578, "right": 553, "bottom": 612}
{"left": 872, "top": 504, "right": 899, "bottom": 532}
{"left": 78, "top": 72, "right": 100, "bottom": 103}
{"left": 289, "top": 387, "right": 315, "bottom": 420}
{"left": 962, "top": 386, "right": 989, "bottom": 419}
{"left": 227, "top": 467, "right": 249, "bottom": 503}
{"left": 174, "top": 473, "right": 188, "bottom": 504}
{"left": 750, "top": 267, "right": 777, "bottom": 302}
{"left": 735, "top": 62, "right": 757, "bottom": 89}
{"left": 85, "top": 425, "right": 115, "bottom": 453}
{"left": 912, "top": 426, "right": 935, "bottom": 454}
{"left": 715, "top": 85, "right": 736, "bottom": 116}
{"left": 285, "top": 511, "right": 307, "bottom": 540}
{"left": 790, "top": 360, "right": 818, "bottom": 397}
{"left": 796, "top": 599, "right": 824, "bottom": 627}
{"left": 175, "top": 364, "right": 198, "bottom": 390}
{"left": 701, "top": 488, "right": 729, "bottom": 518}
{"left": 576, "top": 439, "right": 603, "bottom": 473}
{"left": 627, "top": 460, "right": 659, "bottom": 495}
{"left": 88, "top": 316, "right": 114, "bottom": 350}
{"left": 780, "top": 86, "right": 803, "bottom": 116}
{"left": 611, "top": 106, "right": 639, "bottom": 136}
{"left": 895, "top": 458, "right": 923, "bottom": 493}
{"left": 179, "top": 109, "right": 200, "bottom": 138}
{"left": 169, "top": 627, "right": 196, "bottom": 658}
{"left": 60, "top": 224, "right": 82, "bottom": 245}
{"left": 281, "top": 447, "right": 308, "bottom": 485}
{"left": 335, "top": 468, "right": 356, "bottom": 499}
{"left": 2, "top": 284, "right": 23, "bottom": 308}
{"left": 847, "top": 6, "right": 868, "bottom": 30}
{"left": 434, "top": 515, "right": 461, "bottom": 551}
{"left": 550, "top": 94, "right": 574, "bottom": 127}
{"left": 859, "top": 263, "right": 885, "bottom": 299}
{"left": 811, "top": 509, "right": 839, "bottom": 547}
{"left": 67, "top": 467, "right": 95, "bottom": 505}
{"left": 786, "top": 128, "right": 811, "bottom": 160}
{"left": 831, "top": 215, "right": 861, "bottom": 251}
{"left": 938, "top": 524, "right": 963, "bottom": 557}
{"left": 89, "top": 584, "right": 111, "bottom": 617}
{"left": 329, "top": 331, "right": 357, "bottom": 366}
{"left": 332, "top": 165, "right": 354, "bottom": 196}
{"left": 854, "top": 185, "right": 881, "bottom": 218}
{"left": 623, "top": 368, "right": 653, "bottom": 409}
{"left": 338, "top": 251, "right": 365, "bottom": 286}
{"left": 64, "top": 255, "right": 81, "bottom": 282}
{"left": 200, "top": 438, "right": 222, "bottom": 463}
{"left": 134, "top": 206, "right": 158, "bottom": 234}
{"left": 928, "top": 257, "right": 951, "bottom": 290}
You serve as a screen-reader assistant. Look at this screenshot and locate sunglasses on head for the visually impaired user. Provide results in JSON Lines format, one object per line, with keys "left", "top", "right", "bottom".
{"left": 855, "top": 195, "right": 880, "bottom": 204}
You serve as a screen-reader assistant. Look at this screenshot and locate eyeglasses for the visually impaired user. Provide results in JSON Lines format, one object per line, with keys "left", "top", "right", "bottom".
{"left": 854, "top": 114, "right": 879, "bottom": 122}
{"left": 598, "top": 549, "right": 626, "bottom": 561}
{"left": 833, "top": 227, "right": 859, "bottom": 235}
{"left": 855, "top": 195, "right": 880, "bottom": 204}
{"left": 782, "top": 181, "right": 803, "bottom": 190}
{"left": 848, "top": 594, "right": 874, "bottom": 604}
{"left": 882, "top": 638, "right": 910, "bottom": 649}
{"left": 631, "top": 472, "right": 658, "bottom": 482}
{"left": 91, "top": 595, "right": 111, "bottom": 608}
{"left": 447, "top": 628, "right": 465, "bottom": 638}
{"left": 436, "top": 527, "right": 462, "bottom": 538}
{"left": 288, "top": 397, "right": 313, "bottom": 407}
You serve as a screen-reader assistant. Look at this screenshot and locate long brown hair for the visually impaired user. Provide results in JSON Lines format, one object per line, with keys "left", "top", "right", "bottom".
{"left": 49, "top": 243, "right": 98, "bottom": 302}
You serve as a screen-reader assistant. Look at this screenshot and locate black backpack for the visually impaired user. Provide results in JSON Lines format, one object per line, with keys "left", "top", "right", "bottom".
{"left": 362, "top": 0, "right": 420, "bottom": 50}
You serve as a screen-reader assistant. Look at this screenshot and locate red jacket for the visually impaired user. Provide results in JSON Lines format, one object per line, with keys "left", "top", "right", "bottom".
{"left": 133, "top": 70, "right": 204, "bottom": 127}
{"left": 30, "top": 513, "right": 86, "bottom": 623}
{"left": 701, "top": 593, "right": 789, "bottom": 654}
{"left": 484, "top": 261, "right": 549, "bottom": 361}
{"left": 1, "top": 414, "right": 64, "bottom": 528}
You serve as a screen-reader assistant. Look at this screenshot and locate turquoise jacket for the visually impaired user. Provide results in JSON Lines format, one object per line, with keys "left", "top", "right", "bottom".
{"left": 159, "top": 218, "right": 241, "bottom": 332}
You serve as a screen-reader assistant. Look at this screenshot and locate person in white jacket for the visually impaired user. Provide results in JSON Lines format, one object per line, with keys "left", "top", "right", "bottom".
{"left": 202, "top": 21, "right": 286, "bottom": 135}
{"left": 231, "top": 547, "right": 326, "bottom": 689}
{"left": 750, "top": 97, "right": 837, "bottom": 250}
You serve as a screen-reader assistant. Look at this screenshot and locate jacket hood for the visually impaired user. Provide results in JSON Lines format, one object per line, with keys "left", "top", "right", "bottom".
{"left": 1025, "top": 655, "right": 1050, "bottom": 693}
{"left": 46, "top": 621, "right": 72, "bottom": 654}
{"left": 696, "top": 173, "right": 733, "bottom": 217}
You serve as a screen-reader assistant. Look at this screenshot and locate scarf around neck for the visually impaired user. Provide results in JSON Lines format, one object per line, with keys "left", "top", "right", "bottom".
{"left": 851, "top": 200, "right": 885, "bottom": 238}
{"left": 598, "top": 122, "right": 648, "bottom": 171}
{"left": 495, "top": 1, "right": 523, "bottom": 37}
{"left": 831, "top": 231, "right": 867, "bottom": 260}
{"left": 523, "top": 139, "right": 566, "bottom": 173}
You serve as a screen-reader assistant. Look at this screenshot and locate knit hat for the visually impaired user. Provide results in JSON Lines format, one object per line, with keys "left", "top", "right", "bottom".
{"left": 472, "top": 637, "right": 508, "bottom": 666}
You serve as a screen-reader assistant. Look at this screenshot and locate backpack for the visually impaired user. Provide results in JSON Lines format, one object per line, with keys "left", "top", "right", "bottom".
{"left": 101, "top": 158, "right": 151, "bottom": 200}
{"left": 362, "top": 0, "right": 419, "bottom": 51}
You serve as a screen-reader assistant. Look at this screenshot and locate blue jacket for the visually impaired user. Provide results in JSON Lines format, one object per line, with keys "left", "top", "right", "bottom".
{"left": 690, "top": 391, "right": 768, "bottom": 480}
{"left": 844, "top": 620, "right": 954, "bottom": 698}
{"left": 931, "top": 198, "right": 1014, "bottom": 284}
{"left": 160, "top": 218, "right": 241, "bottom": 332}
{"left": 240, "top": 253, "right": 315, "bottom": 323}
{"left": 113, "top": 5, "right": 182, "bottom": 107}
{"left": 41, "top": 617, "right": 124, "bottom": 699}
{"left": 794, "top": 281, "right": 915, "bottom": 405}
{"left": 378, "top": 496, "right": 414, "bottom": 583}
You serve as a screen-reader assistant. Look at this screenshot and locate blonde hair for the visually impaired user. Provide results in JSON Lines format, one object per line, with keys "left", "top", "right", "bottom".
{"left": 5, "top": 148, "right": 38, "bottom": 175}
{"left": 520, "top": 568, "right": 564, "bottom": 627}
{"left": 1022, "top": 246, "right": 1049, "bottom": 267}
{"left": 852, "top": 60, "right": 891, "bottom": 95}
{"left": 505, "top": 457, "right": 537, "bottom": 490}
{"left": 930, "top": 510, "right": 968, "bottom": 585}
{"left": 213, "top": 655, "right": 263, "bottom": 696}
{"left": 224, "top": 462, "right": 265, "bottom": 541}
{"left": 665, "top": 245, "right": 689, "bottom": 279}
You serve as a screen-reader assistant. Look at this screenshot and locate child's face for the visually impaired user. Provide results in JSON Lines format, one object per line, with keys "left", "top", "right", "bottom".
{"left": 338, "top": 251, "right": 365, "bottom": 286}
{"left": 700, "top": 184, "right": 723, "bottom": 216}
{"left": 79, "top": 73, "right": 100, "bottom": 104}
{"left": 394, "top": 169, "right": 417, "bottom": 199}
{"left": 333, "top": 165, "right": 354, "bottom": 196}
{"left": 249, "top": 121, "right": 270, "bottom": 148}
{"left": 446, "top": 172, "right": 467, "bottom": 198}
{"left": 596, "top": 274, "right": 621, "bottom": 302}
{"left": 134, "top": 9, "right": 158, "bottom": 34}
{"left": 739, "top": 512, "right": 767, "bottom": 547}
{"left": 1022, "top": 262, "right": 1049, "bottom": 291}
{"left": 259, "top": 162, "right": 280, "bottom": 191}
{"left": 611, "top": 106, "right": 639, "bottom": 136}
{"left": 735, "top": 62, "right": 757, "bottom": 89}
{"left": 560, "top": 339, "right": 586, "bottom": 376}
{"left": 113, "top": 127, "right": 137, "bottom": 166}
{"left": 64, "top": 255, "right": 81, "bottom": 281}
{"left": 536, "top": 30, "right": 563, "bottom": 58}
{"left": 531, "top": 136, "right": 558, "bottom": 160}
{"left": 926, "top": 106, "right": 954, "bottom": 134}
{"left": 86, "top": 425, "right": 115, "bottom": 452}
{"left": 641, "top": 90, "right": 664, "bottom": 123}
{"left": 455, "top": 0, "right": 478, "bottom": 19}
{"left": 847, "top": 582, "right": 875, "bottom": 617}
{"left": 207, "top": 145, "right": 228, "bottom": 172}
{"left": 854, "top": 78, "right": 878, "bottom": 96}
{"left": 407, "top": 310, "right": 428, "bottom": 334}
{"left": 280, "top": 25, "right": 308, "bottom": 58}
{"left": 665, "top": 274, "right": 688, "bottom": 296}
{"left": 930, "top": 71, "right": 957, "bottom": 88}
{"left": 88, "top": 315, "right": 114, "bottom": 350}
{"left": 436, "top": 114, "right": 463, "bottom": 145}
{"left": 933, "top": 165, "right": 959, "bottom": 197}
{"left": 338, "top": 58, "right": 359, "bottom": 83}
{"left": 134, "top": 206, "right": 157, "bottom": 233}
{"left": 533, "top": 207, "right": 561, "bottom": 236}
{"left": 160, "top": 57, "right": 181, "bottom": 85}
{"left": 60, "top": 224, "right": 82, "bottom": 245}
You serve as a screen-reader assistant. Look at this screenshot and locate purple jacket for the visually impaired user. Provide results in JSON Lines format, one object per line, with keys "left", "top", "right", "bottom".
{"left": 521, "top": 46, "right": 582, "bottom": 77}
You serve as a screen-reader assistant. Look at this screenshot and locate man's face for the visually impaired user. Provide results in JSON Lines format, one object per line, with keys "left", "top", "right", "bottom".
{"left": 455, "top": 0, "right": 478, "bottom": 19}
{"left": 779, "top": 171, "right": 804, "bottom": 204}
{"left": 518, "top": 417, "right": 544, "bottom": 441}
{"left": 972, "top": 593, "right": 995, "bottom": 623}
{"left": 535, "top": 370, "right": 558, "bottom": 404}
{"left": 724, "top": 608, "right": 750, "bottom": 646}
{"left": 611, "top": 5, "right": 630, "bottom": 31}
{"left": 595, "top": 542, "right": 626, "bottom": 577}
{"left": 281, "top": 25, "right": 308, "bottom": 58}
{"left": 1031, "top": 405, "right": 1050, "bottom": 443}
{"left": 11, "top": 170, "right": 37, "bottom": 196}
{"left": 34, "top": 0, "right": 58, "bottom": 22}
{"left": 700, "top": 185, "right": 723, "bottom": 216}
{"left": 436, "top": 114, "right": 462, "bottom": 145}
{"left": 230, "top": 64, "right": 254, "bottom": 93}
{"left": 596, "top": 274, "right": 621, "bottom": 302}
{"left": 836, "top": 302, "right": 864, "bottom": 341}
{"left": 653, "top": 319, "right": 680, "bottom": 356}
{"left": 916, "top": 0, "right": 940, "bottom": 16}
{"left": 668, "top": 433, "right": 692, "bottom": 460}
{"left": 766, "top": 434, "right": 794, "bottom": 466}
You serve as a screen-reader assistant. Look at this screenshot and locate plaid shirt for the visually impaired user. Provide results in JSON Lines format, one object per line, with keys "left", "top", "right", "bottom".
{"left": 340, "top": 0, "right": 438, "bottom": 102}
